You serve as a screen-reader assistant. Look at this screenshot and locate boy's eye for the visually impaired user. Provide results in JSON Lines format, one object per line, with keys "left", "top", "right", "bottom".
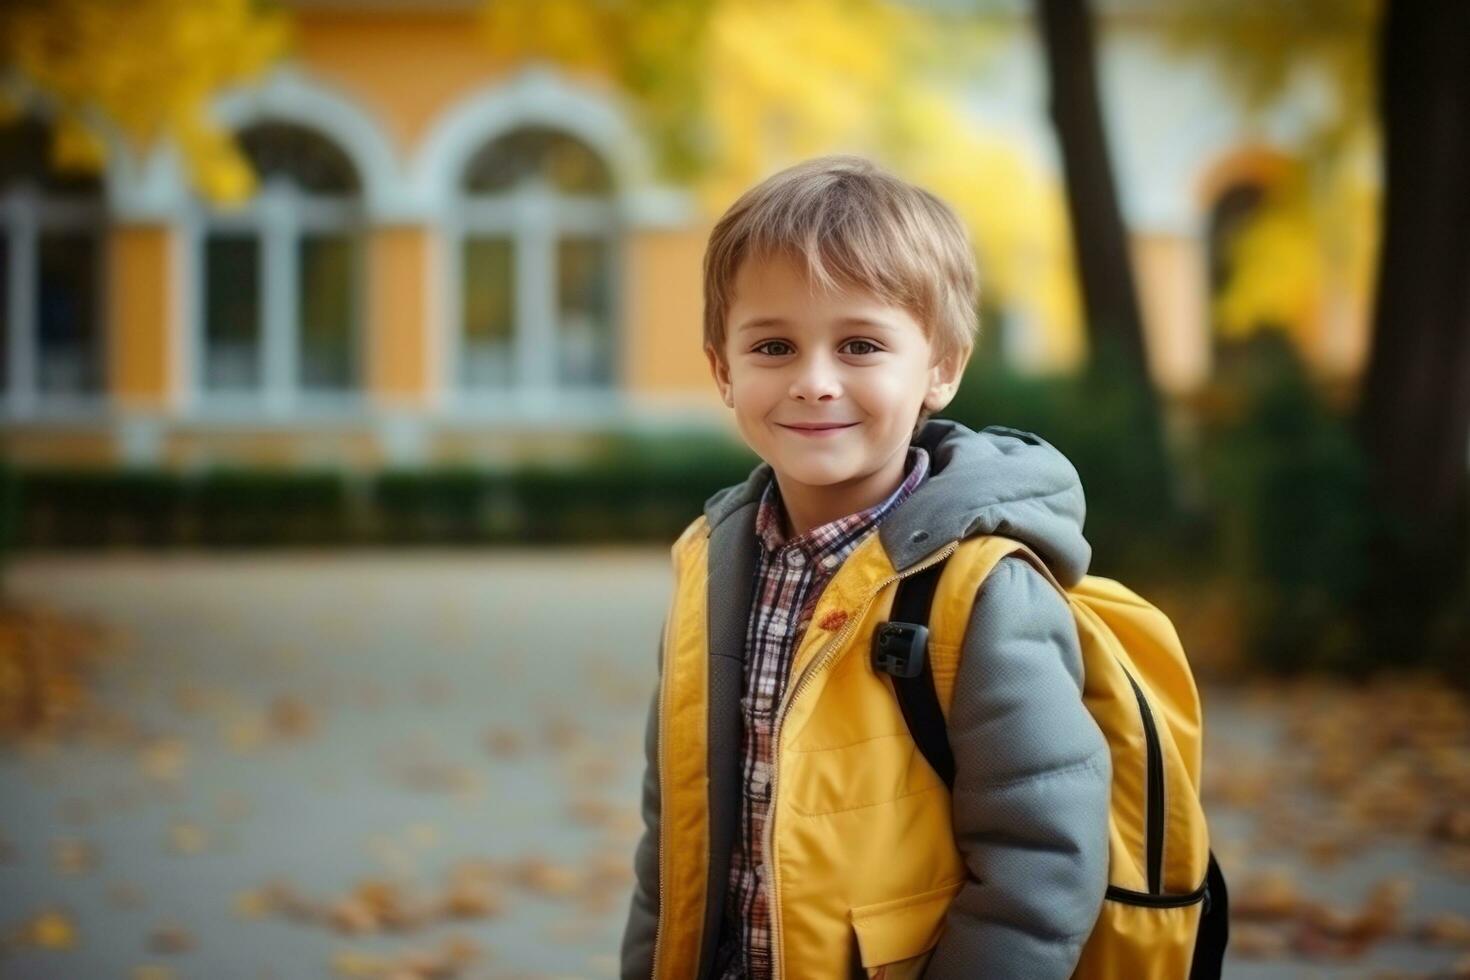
{"left": 751, "top": 339, "right": 882, "bottom": 356}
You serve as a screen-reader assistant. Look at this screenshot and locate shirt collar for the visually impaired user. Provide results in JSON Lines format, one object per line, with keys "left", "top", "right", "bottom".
{"left": 755, "top": 445, "right": 931, "bottom": 558}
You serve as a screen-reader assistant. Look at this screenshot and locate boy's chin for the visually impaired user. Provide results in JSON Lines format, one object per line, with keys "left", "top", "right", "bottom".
{"left": 766, "top": 458, "right": 865, "bottom": 488}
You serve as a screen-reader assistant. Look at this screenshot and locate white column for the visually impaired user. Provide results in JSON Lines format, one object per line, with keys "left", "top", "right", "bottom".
{"left": 517, "top": 180, "right": 556, "bottom": 417}
{"left": 262, "top": 180, "right": 297, "bottom": 416}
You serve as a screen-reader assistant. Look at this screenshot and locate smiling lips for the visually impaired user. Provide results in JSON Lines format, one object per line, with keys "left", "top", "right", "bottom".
{"left": 779, "top": 421, "right": 859, "bottom": 437}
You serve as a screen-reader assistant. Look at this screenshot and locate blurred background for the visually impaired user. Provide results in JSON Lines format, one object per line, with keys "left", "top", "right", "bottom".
{"left": 0, "top": 0, "right": 1466, "bottom": 977}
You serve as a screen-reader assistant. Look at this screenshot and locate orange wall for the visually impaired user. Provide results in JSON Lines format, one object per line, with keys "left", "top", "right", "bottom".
{"left": 289, "top": 9, "right": 614, "bottom": 157}
{"left": 1131, "top": 233, "right": 1209, "bottom": 395}
{"left": 108, "top": 225, "right": 174, "bottom": 408}
{"left": 368, "top": 226, "right": 432, "bottom": 406}
{"left": 624, "top": 226, "right": 715, "bottom": 396}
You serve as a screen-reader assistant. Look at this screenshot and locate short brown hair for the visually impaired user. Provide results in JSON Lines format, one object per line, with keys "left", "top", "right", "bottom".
{"left": 703, "top": 154, "right": 979, "bottom": 432}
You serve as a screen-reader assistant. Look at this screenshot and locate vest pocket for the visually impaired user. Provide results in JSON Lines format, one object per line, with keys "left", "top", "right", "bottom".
{"left": 849, "top": 879, "right": 964, "bottom": 978}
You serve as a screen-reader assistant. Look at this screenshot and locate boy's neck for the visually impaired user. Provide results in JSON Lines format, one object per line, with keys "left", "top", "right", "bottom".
{"left": 772, "top": 446, "right": 911, "bottom": 541}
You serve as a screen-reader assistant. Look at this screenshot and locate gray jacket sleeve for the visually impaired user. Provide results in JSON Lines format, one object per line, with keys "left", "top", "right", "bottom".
{"left": 620, "top": 638, "right": 662, "bottom": 979}
{"left": 923, "top": 555, "right": 1112, "bottom": 979}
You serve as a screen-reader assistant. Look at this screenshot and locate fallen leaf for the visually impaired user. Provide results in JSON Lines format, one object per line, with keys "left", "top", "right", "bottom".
{"left": 147, "top": 920, "right": 194, "bottom": 954}
{"left": 509, "top": 856, "right": 579, "bottom": 898}
{"left": 168, "top": 822, "right": 208, "bottom": 855}
{"left": 51, "top": 837, "right": 99, "bottom": 875}
{"left": 1228, "top": 922, "right": 1287, "bottom": 963}
{"left": 108, "top": 881, "right": 146, "bottom": 910}
{"left": 138, "top": 738, "right": 190, "bottom": 783}
{"left": 130, "top": 966, "right": 177, "bottom": 980}
{"left": 483, "top": 727, "right": 523, "bottom": 758}
{"left": 1230, "top": 868, "right": 1302, "bottom": 920}
{"left": 234, "top": 888, "right": 271, "bottom": 920}
{"left": 17, "top": 908, "right": 78, "bottom": 950}
{"left": 269, "top": 695, "right": 318, "bottom": 739}
{"left": 1416, "top": 912, "right": 1470, "bottom": 948}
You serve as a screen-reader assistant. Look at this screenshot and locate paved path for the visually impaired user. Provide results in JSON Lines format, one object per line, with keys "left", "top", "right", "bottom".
{"left": 0, "top": 553, "right": 1465, "bottom": 979}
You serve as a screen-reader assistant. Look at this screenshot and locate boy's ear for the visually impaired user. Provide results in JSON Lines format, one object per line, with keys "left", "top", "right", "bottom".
{"left": 923, "top": 345, "right": 970, "bottom": 413}
{"left": 705, "top": 343, "right": 735, "bottom": 408}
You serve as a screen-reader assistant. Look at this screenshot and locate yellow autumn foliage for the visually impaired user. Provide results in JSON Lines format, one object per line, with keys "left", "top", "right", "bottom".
{"left": 479, "top": 0, "right": 711, "bottom": 178}
{"left": 479, "top": 0, "right": 1082, "bottom": 366}
{"left": 1215, "top": 141, "right": 1379, "bottom": 357}
{"left": 886, "top": 89, "right": 1083, "bottom": 369}
{"left": 0, "top": 0, "right": 290, "bottom": 204}
{"left": 1154, "top": 0, "right": 1381, "bottom": 360}
{"left": 1215, "top": 182, "right": 1324, "bottom": 345}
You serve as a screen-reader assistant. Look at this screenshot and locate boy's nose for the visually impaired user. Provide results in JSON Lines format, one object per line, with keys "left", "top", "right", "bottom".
{"left": 789, "top": 357, "right": 843, "bottom": 400}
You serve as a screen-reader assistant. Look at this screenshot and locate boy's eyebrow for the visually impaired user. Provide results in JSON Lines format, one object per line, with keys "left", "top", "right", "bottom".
{"left": 736, "top": 316, "right": 898, "bottom": 333}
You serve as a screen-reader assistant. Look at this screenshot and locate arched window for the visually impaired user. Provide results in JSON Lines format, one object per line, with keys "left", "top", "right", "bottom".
{"left": 198, "top": 121, "right": 364, "bottom": 409}
{"left": 452, "top": 126, "right": 619, "bottom": 401}
{"left": 0, "top": 116, "right": 107, "bottom": 413}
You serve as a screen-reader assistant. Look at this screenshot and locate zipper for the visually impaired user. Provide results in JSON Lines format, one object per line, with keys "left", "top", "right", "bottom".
{"left": 763, "top": 540, "right": 961, "bottom": 980}
{"left": 1119, "top": 662, "right": 1164, "bottom": 894}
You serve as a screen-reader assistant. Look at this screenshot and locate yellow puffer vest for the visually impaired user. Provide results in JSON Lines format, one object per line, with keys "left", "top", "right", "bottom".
{"left": 652, "top": 514, "right": 1215, "bottom": 979}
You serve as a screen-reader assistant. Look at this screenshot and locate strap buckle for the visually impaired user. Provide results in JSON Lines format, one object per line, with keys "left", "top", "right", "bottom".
{"left": 871, "top": 621, "right": 930, "bottom": 679}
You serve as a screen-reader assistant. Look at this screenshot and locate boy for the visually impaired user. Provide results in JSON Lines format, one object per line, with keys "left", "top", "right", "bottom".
{"left": 621, "top": 155, "right": 1111, "bottom": 979}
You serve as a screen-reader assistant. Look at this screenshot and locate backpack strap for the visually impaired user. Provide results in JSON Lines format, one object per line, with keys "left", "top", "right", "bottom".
{"left": 1190, "top": 850, "right": 1230, "bottom": 979}
{"left": 877, "top": 538, "right": 1040, "bottom": 791}
{"left": 877, "top": 556, "right": 956, "bottom": 789}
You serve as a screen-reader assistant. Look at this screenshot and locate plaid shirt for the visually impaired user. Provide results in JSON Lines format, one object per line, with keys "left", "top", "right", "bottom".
{"left": 717, "top": 445, "right": 931, "bottom": 980}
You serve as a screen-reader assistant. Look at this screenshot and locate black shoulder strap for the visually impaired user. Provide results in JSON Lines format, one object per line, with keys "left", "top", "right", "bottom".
{"left": 886, "top": 559, "right": 956, "bottom": 789}
{"left": 1190, "top": 850, "right": 1230, "bottom": 979}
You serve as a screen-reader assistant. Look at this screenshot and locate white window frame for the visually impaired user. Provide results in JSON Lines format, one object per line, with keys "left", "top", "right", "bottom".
{"left": 188, "top": 172, "right": 366, "bottom": 420}
{"left": 445, "top": 156, "right": 624, "bottom": 418}
{"left": 0, "top": 185, "right": 109, "bottom": 419}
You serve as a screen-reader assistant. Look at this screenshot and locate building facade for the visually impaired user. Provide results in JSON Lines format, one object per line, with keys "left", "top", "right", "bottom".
{"left": 0, "top": 4, "right": 1374, "bottom": 470}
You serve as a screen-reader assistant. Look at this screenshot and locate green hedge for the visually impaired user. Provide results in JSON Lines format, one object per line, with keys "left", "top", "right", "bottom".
{"left": 1193, "top": 332, "right": 1379, "bottom": 675}
{"left": 4, "top": 431, "right": 757, "bottom": 549}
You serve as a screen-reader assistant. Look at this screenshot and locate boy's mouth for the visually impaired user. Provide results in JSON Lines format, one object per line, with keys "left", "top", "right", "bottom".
{"left": 777, "top": 421, "right": 860, "bottom": 436}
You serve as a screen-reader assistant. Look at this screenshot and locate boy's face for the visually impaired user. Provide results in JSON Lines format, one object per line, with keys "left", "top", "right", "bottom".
{"left": 705, "top": 250, "right": 965, "bottom": 493}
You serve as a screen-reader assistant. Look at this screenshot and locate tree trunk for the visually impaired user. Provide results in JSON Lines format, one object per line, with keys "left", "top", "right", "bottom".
{"left": 1035, "top": 0, "right": 1151, "bottom": 382}
{"left": 1354, "top": 0, "right": 1470, "bottom": 667}
{"left": 1034, "top": 0, "right": 1174, "bottom": 539}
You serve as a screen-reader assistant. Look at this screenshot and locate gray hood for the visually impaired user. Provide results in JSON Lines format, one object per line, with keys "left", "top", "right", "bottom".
{"left": 702, "top": 418, "right": 1092, "bottom": 588}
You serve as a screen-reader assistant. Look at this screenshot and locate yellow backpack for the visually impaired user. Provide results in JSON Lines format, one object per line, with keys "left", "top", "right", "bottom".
{"left": 873, "top": 535, "right": 1229, "bottom": 979}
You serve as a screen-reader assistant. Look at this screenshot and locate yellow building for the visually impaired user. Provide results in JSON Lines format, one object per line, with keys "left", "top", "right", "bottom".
{"left": 0, "top": 3, "right": 1374, "bottom": 470}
